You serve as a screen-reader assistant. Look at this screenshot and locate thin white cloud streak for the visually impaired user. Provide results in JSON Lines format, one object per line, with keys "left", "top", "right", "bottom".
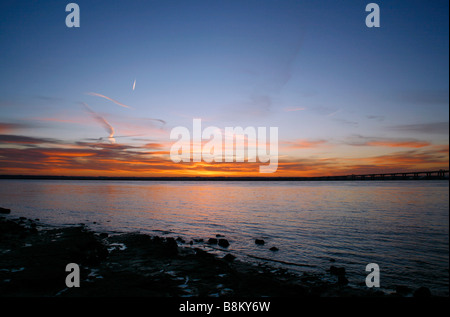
{"left": 82, "top": 102, "right": 116, "bottom": 144}
{"left": 132, "top": 79, "right": 136, "bottom": 91}
{"left": 85, "top": 92, "right": 133, "bottom": 109}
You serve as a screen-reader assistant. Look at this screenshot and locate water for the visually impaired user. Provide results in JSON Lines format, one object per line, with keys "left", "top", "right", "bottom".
{"left": 0, "top": 179, "right": 448, "bottom": 296}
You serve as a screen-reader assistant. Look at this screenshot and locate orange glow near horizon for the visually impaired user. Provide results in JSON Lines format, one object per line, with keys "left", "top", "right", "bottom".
{"left": 0, "top": 130, "right": 448, "bottom": 177}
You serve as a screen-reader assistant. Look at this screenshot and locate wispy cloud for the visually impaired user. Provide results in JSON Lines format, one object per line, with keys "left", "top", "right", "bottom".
{"left": 345, "top": 135, "right": 431, "bottom": 148}
{"left": 366, "top": 115, "right": 385, "bottom": 122}
{"left": 0, "top": 133, "right": 447, "bottom": 177}
{"left": 85, "top": 92, "right": 133, "bottom": 109}
{"left": 333, "top": 118, "right": 358, "bottom": 127}
{"left": 82, "top": 103, "right": 116, "bottom": 144}
{"left": 0, "top": 122, "right": 30, "bottom": 133}
{"left": 0, "top": 134, "right": 58, "bottom": 145}
{"left": 282, "top": 139, "right": 328, "bottom": 149}
{"left": 389, "top": 122, "right": 449, "bottom": 135}
{"left": 283, "top": 107, "right": 306, "bottom": 112}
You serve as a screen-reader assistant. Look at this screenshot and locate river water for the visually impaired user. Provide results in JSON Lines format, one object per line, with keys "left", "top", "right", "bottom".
{"left": 0, "top": 179, "right": 448, "bottom": 296}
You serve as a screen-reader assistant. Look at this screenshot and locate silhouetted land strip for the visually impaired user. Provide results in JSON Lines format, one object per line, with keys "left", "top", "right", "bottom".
{"left": 0, "top": 170, "right": 448, "bottom": 181}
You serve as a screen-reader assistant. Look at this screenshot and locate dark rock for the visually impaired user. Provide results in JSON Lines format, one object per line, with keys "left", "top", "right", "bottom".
{"left": 195, "top": 248, "right": 215, "bottom": 260}
{"left": 329, "top": 266, "right": 346, "bottom": 277}
{"left": 152, "top": 236, "right": 162, "bottom": 243}
{"left": 164, "top": 237, "right": 178, "bottom": 256}
{"left": 193, "top": 238, "right": 204, "bottom": 243}
{"left": 0, "top": 219, "right": 25, "bottom": 235}
{"left": 395, "top": 285, "right": 412, "bottom": 295}
{"left": 255, "top": 239, "right": 265, "bottom": 245}
{"left": 337, "top": 275, "right": 349, "bottom": 285}
{"left": 216, "top": 234, "right": 225, "bottom": 238}
{"left": 189, "top": 240, "right": 193, "bottom": 245}
{"left": 0, "top": 207, "right": 11, "bottom": 214}
{"left": 223, "top": 254, "right": 236, "bottom": 262}
{"left": 64, "top": 227, "right": 109, "bottom": 266}
{"left": 99, "top": 232, "right": 109, "bottom": 239}
{"left": 329, "top": 258, "right": 336, "bottom": 263}
{"left": 218, "top": 239, "right": 230, "bottom": 248}
{"left": 176, "top": 237, "right": 185, "bottom": 244}
{"left": 413, "top": 286, "right": 431, "bottom": 297}
{"left": 208, "top": 238, "right": 218, "bottom": 245}
{"left": 35, "top": 218, "right": 40, "bottom": 221}
{"left": 19, "top": 217, "right": 27, "bottom": 221}
{"left": 269, "top": 247, "right": 279, "bottom": 252}
{"left": 30, "top": 222, "right": 37, "bottom": 228}
{"left": 123, "top": 233, "right": 151, "bottom": 247}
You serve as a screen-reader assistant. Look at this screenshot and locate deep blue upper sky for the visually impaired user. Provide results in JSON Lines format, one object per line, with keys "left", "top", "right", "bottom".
{"left": 0, "top": 0, "right": 448, "bottom": 173}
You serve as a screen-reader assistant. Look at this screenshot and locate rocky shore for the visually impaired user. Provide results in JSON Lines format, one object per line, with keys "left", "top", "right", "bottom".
{"left": 0, "top": 215, "right": 433, "bottom": 298}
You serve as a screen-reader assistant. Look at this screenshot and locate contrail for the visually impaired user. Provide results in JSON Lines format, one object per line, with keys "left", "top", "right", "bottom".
{"left": 85, "top": 92, "right": 133, "bottom": 109}
{"left": 148, "top": 118, "right": 166, "bottom": 125}
{"left": 132, "top": 79, "right": 136, "bottom": 91}
{"left": 82, "top": 102, "right": 116, "bottom": 144}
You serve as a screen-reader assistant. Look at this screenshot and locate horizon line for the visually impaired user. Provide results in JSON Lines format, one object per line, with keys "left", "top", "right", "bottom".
{"left": 0, "top": 170, "right": 448, "bottom": 181}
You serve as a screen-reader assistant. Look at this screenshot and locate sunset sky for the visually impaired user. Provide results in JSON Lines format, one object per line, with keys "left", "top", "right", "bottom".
{"left": 0, "top": 0, "right": 448, "bottom": 176}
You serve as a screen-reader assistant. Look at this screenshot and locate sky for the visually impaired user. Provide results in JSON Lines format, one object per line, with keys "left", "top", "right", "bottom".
{"left": 0, "top": 0, "right": 448, "bottom": 177}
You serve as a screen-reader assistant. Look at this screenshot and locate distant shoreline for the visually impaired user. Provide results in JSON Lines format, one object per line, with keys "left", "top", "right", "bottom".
{"left": 0, "top": 174, "right": 448, "bottom": 181}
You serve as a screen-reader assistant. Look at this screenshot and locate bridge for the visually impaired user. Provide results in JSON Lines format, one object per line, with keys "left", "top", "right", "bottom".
{"left": 317, "top": 169, "right": 449, "bottom": 181}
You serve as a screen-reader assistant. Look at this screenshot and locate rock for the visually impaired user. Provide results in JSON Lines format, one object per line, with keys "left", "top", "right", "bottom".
{"left": 195, "top": 248, "right": 215, "bottom": 260}
{"left": 269, "top": 247, "right": 279, "bottom": 252}
{"left": 329, "top": 266, "right": 346, "bottom": 276}
{"left": 395, "top": 285, "right": 412, "bottom": 295}
{"left": 0, "top": 207, "right": 11, "bottom": 214}
{"left": 329, "top": 258, "right": 336, "bottom": 263}
{"left": 216, "top": 234, "right": 225, "bottom": 238}
{"left": 208, "top": 238, "right": 218, "bottom": 245}
{"left": 218, "top": 239, "right": 230, "bottom": 248}
{"left": 223, "top": 254, "right": 236, "bottom": 262}
{"left": 337, "top": 275, "right": 349, "bottom": 285}
{"left": 413, "top": 286, "right": 431, "bottom": 297}
{"left": 65, "top": 227, "right": 109, "bottom": 265}
{"left": 164, "top": 237, "right": 179, "bottom": 256}
{"left": 99, "top": 232, "right": 109, "bottom": 239}
{"left": 0, "top": 219, "right": 25, "bottom": 235}
{"left": 176, "top": 237, "right": 185, "bottom": 244}
{"left": 255, "top": 239, "right": 265, "bottom": 245}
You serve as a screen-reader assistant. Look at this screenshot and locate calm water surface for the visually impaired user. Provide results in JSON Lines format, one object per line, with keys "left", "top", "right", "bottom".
{"left": 0, "top": 180, "right": 448, "bottom": 295}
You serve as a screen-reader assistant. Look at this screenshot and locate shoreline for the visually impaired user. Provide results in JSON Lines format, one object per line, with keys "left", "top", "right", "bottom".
{"left": 0, "top": 215, "right": 435, "bottom": 298}
{"left": 1, "top": 174, "right": 449, "bottom": 181}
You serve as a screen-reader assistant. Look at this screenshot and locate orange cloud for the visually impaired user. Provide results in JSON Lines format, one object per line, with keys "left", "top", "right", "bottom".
{"left": 0, "top": 122, "right": 29, "bottom": 133}
{"left": 346, "top": 135, "right": 432, "bottom": 148}
{"left": 0, "top": 132, "right": 447, "bottom": 177}
{"left": 365, "top": 140, "right": 431, "bottom": 148}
